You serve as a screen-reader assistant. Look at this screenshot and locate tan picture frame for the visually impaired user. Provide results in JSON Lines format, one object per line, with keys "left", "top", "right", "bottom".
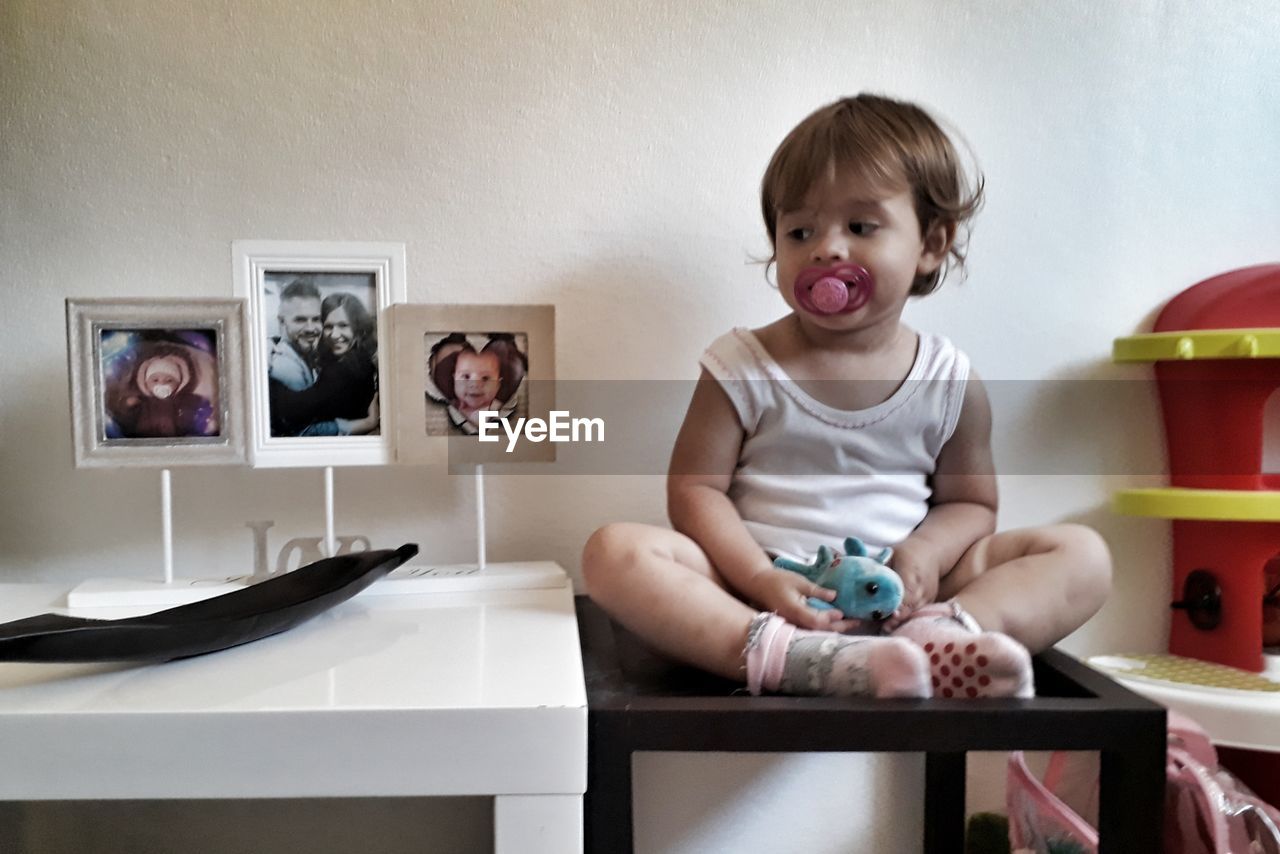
{"left": 389, "top": 304, "right": 556, "bottom": 466}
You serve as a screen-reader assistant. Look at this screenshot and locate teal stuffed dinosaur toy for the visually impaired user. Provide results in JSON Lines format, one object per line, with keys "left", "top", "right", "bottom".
{"left": 773, "top": 536, "right": 903, "bottom": 622}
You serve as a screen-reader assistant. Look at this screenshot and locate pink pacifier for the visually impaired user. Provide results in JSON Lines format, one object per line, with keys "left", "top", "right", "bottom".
{"left": 793, "top": 264, "right": 874, "bottom": 316}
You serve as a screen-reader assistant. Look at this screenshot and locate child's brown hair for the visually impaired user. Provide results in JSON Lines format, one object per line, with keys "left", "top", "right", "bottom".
{"left": 761, "top": 94, "right": 984, "bottom": 295}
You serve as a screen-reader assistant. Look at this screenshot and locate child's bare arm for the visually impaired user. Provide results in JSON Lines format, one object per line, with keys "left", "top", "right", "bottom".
{"left": 892, "top": 372, "right": 999, "bottom": 615}
{"left": 668, "top": 370, "right": 842, "bottom": 629}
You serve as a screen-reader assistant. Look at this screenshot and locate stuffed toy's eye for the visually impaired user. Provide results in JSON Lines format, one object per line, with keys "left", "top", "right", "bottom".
{"left": 865, "top": 582, "right": 879, "bottom": 595}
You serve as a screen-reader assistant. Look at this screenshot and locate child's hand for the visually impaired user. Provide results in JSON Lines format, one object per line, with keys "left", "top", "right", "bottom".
{"left": 743, "top": 567, "right": 849, "bottom": 631}
{"left": 888, "top": 538, "right": 946, "bottom": 621}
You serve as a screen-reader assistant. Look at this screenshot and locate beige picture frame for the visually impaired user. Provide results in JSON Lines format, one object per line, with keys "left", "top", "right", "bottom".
{"left": 65, "top": 298, "right": 248, "bottom": 468}
{"left": 389, "top": 304, "right": 556, "bottom": 467}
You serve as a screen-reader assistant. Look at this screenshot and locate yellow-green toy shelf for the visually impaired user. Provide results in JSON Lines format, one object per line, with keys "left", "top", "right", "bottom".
{"left": 1113, "top": 488, "right": 1280, "bottom": 521}
{"left": 1114, "top": 329, "right": 1280, "bottom": 362}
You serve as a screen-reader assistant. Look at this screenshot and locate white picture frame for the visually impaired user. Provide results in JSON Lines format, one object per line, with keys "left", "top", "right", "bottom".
{"left": 65, "top": 298, "right": 248, "bottom": 468}
{"left": 233, "top": 240, "right": 406, "bottom": 467}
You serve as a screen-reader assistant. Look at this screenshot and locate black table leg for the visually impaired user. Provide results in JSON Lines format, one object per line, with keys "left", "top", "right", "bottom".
{"left": 586, "top": 715, "right": 635, "bottom": 854}
{"left": 1098, "top": 726, "right": 1166, "bottom": 852}
{"left": 924, "top": 751, "right": 967, "bottom": 854}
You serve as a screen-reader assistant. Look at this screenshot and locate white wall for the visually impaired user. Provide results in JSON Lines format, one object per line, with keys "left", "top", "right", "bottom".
{"left": 3, "top": 1, "right": 1278, "bottom": 851}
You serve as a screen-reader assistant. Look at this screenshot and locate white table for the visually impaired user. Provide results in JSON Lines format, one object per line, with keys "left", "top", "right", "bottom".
{"left": 0, "top": 565, "right": 587, "bottom": 853}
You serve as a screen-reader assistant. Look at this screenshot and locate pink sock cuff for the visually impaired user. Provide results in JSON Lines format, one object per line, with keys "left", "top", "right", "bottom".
{"left": 762, "top": 621, "right": 795, "bottom": 692}
{"left": 906, "top": 600, "right": 982, "bottom": 633}
{"left": 745, "top": 613, "right": 794, "bottom": 695}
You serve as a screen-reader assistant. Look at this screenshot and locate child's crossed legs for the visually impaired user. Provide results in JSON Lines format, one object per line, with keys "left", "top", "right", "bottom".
{"left": 939, "top": 523, "right": 1111, "bottom": 653}
{"left": 582, "top": 522, "right": 1110, "bottom": 698}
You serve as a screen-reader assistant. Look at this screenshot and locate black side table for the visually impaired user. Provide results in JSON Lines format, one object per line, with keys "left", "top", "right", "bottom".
{"left": 578, "top": 597, "right": 1166, "bottom": 853}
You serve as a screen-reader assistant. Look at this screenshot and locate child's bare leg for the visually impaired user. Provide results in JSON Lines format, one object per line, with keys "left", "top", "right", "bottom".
{"left": 582, "top": 523, "right": 931, "bottom": 697}
{"left": 940, "top": 523, "right": 1112, "bottom": 653}
{"left": 581, "top": 522, "right": 756, "bottom": 680}
{"left": 886, "top": 525, "right": 1108, "bottom": 698}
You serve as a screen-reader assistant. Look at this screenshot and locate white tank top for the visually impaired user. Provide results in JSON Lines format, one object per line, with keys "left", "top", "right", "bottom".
{"left": 699, "top": 327, "right": 969, "bottom": 559}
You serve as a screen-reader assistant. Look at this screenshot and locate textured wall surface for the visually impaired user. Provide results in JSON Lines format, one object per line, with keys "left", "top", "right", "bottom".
{"left": 3, "top": 1, "right": 1278, "bottom": 851}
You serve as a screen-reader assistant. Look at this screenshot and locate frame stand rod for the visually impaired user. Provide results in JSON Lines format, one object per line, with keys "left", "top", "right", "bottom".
{"left": 324, "top": 466, "right": 336, "bottom": 558}
{"left": 476, "top": 464, "right": 486, "bottom": 571}
{"left": 161, "top": 468, "right": 174, "bottom": 585}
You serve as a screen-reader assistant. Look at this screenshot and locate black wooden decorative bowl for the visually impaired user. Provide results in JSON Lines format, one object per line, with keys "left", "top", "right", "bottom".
{"left": 0, "top": 544, "right": 418, "bottom": 662}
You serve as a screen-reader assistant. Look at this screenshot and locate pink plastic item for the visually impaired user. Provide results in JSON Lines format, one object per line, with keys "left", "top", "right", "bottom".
{"left": 1007, "top": 711, "right": 1280, "bottom": 854}
{"left": 793, "top": 264, "right": 873, "bottom": 316}
{"left": 810, "top": 277, "right": 850, "bottom": 313}
{"left": 1007, "top": 751, "right": 1098, "bottom": 853}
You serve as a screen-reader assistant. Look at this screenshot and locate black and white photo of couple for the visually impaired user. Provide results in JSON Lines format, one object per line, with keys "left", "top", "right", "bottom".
{"left": 264, "top": 274, "right": 380, "bottom": 438}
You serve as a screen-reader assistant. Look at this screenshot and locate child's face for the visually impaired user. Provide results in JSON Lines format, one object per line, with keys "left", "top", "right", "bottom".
{"left": 452, "top": 351, "right": 502, "bottom": 412}
{"left": 140, "top": 355, "right": 187, "bottom": 400}
{"left": 773, "top": 168, "right": 949, "bottom": 333}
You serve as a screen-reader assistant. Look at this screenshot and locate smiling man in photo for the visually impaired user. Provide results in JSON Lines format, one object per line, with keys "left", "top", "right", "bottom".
{"left": 266, "top": 278, "right": 322, "bottom": 435}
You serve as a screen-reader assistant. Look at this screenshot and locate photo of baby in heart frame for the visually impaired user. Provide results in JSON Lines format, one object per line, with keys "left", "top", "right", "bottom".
{"left": 423, "top": 332, "right": 529, "bottom": 437}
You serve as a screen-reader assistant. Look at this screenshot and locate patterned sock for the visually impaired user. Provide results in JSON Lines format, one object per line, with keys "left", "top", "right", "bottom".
{"left": 891, "top": 601, "right": 1035, "bottom": 698}
{"left": 744, "top": 613, "right": 930, "bottom": 698}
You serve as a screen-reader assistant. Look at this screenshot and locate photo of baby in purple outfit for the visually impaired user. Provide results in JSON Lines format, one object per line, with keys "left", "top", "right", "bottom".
{"left": 100, "top": 328, "right": 220, "bottom": 440}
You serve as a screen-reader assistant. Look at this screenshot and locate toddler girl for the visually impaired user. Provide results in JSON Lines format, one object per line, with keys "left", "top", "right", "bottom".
{"left": 582, "top": 94, "right": 1111, "bottom": 699}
